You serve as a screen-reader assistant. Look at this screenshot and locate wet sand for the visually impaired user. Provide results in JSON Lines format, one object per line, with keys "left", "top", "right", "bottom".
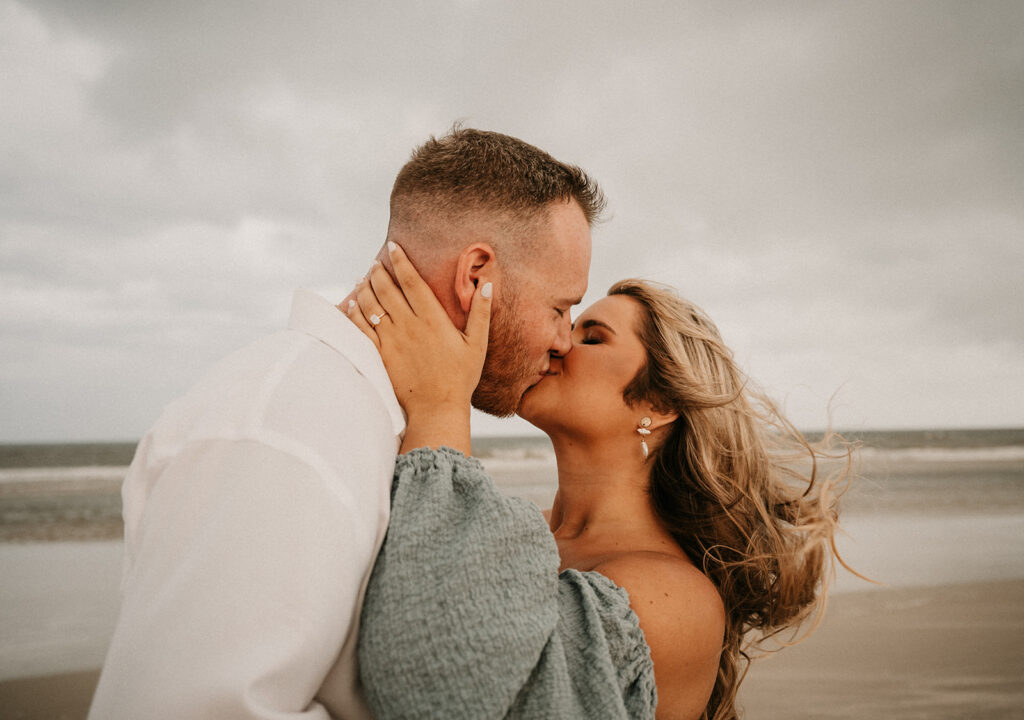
{"left": 738, "top": 579, "right": 1024, "bottom": 719}
{"left": 0, "top": 670, "right": 99, "bottom": 720}
{"left": 2, "top": 579, "right": 1022, "bottom": 719}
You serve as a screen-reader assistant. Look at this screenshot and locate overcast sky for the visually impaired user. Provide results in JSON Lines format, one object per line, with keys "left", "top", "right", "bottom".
{"left": 2, "top": 0, "right": 1022, "bottom": 442}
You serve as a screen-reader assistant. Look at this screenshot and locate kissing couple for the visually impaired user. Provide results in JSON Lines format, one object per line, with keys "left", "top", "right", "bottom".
{"left": 91, "top": 127, "right": 852, "bottom": 720}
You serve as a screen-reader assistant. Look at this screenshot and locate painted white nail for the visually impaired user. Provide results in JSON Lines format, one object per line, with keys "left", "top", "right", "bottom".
{"left": 347, "top": 299, "right": 356, "bottom": 312}
{"left": 387, "top": 241, "right": 398, "bottom": 254}
{"left": 481, "top": 282, "right": 492, "bottom": 299}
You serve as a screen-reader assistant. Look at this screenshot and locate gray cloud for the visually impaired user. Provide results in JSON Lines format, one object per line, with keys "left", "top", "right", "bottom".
{"left": 2, "top": 0, "right": 1022, "bottom": 440}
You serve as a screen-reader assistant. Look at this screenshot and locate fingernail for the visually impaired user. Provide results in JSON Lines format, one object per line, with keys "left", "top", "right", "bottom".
{"left": 387, "top": 241, "right": 398, "bottom": 254}
{"left": 481, "top": 282, "right": 492, "bottom": 299}
{"left": 347, "top": 299, "right": 356, "bottom": 312}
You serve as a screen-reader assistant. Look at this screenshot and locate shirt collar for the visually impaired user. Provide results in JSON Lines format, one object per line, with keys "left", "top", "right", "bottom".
{"left": 287, "top": 289, "right": 406, "bottom": 436}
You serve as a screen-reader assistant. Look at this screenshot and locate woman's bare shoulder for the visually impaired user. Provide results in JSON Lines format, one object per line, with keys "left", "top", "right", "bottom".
{"left": 593, "top": 551, "right": 724, "bottom": 633}
{"left": 593, "top": 552, "right": 725, "bottom": 719}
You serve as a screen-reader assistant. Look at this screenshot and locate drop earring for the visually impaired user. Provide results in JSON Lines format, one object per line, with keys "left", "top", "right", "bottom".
{"left": 637, "top": 417, "right": 652, "bottom": 459}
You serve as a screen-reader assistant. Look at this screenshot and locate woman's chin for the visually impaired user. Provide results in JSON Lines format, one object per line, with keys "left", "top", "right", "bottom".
{"left": 515, "top": 410, "right": 567, "bottom": 444}
{"left": 515, "top": 392, "right": 549, "bottom": 430}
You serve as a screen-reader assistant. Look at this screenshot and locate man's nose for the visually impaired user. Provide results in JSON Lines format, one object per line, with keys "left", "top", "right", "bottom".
{"left": 550, "top": 318, "right": 573, "bottom": 357}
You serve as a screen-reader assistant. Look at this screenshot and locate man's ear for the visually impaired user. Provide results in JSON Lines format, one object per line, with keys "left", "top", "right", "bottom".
{"left": 454, "top": 243, "right": 497, "bottom": 314}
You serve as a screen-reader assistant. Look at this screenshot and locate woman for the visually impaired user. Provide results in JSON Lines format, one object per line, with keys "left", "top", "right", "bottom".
{"left": 350, "top": 244, "right": 853, "bottom": 720}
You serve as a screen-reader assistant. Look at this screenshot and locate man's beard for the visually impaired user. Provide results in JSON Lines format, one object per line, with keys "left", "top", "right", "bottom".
{"left": 471, "top": 300, "right": 536, "bottom": 417}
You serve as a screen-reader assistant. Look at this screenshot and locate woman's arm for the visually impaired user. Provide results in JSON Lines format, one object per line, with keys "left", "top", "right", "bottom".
{"left": 358, "top": 447, "right": 656, "bottom": 720}
{"left": 594, "top": 556, "right": 725, "bottom": 719}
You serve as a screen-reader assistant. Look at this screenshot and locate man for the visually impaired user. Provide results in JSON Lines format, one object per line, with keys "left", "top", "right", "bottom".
{"left": 89, "top": 127, "right": 601, "bottom": 719}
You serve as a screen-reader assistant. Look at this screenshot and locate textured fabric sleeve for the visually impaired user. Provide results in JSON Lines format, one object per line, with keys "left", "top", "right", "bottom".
{"left": 358, "top": 447, "right": 656, "bottom": 720}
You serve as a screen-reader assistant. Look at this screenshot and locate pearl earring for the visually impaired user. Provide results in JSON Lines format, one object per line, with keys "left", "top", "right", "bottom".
{"left": 637, "top": 417, "right": 652, "bottom": 459}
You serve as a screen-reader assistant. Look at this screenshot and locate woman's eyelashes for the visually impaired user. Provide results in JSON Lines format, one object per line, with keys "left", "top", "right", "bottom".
{"left": 570, "top": 321, "right": 602, "bottom": 346}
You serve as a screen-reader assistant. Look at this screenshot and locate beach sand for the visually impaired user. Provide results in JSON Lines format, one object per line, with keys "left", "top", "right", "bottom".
{"left": 2, "top": 579, "right": 1022, "bottom": 719}
{"left": 737, "top": 579, "right": 1024, "bottom": 719}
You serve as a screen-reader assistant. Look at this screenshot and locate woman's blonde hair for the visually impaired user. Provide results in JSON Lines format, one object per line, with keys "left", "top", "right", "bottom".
{"left": 609, "top": 279, "right": 856, "bottom": 720}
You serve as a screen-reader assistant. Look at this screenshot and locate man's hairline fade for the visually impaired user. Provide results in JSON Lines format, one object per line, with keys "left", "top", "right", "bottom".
{"left": 389, "top": 124, "right": 605, "bottom": 228}
{"left": 384, "top": 200, "right": 566, "bottom": 277}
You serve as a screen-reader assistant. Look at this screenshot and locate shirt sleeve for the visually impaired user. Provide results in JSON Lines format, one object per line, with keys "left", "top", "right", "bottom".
{"left": 357, "top": 447, "right": 657, "bottom": 720}
{"left": 89, "top": 438, "right": 381, "bottom": 720}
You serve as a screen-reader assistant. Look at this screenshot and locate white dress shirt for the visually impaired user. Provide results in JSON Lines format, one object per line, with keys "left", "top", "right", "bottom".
{"left": 89, "top": 290, "right": 404, "bottom": 720}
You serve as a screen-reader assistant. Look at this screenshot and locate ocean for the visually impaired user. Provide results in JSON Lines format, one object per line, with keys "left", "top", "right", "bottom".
{"left": 2, "top": 429, "right": 1023, "bottom": 542}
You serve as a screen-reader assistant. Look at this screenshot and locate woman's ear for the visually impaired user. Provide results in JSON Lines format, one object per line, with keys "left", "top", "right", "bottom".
{"left": 453, "top": 243, "right": 497, "bottom": 313}
{"left": 645, "top": 407, "right": 679, "bottom": 433}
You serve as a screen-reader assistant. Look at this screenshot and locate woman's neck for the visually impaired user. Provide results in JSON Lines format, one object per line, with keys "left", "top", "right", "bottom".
{"left": 547, "top": 433, "right": 664, "bottom": 546}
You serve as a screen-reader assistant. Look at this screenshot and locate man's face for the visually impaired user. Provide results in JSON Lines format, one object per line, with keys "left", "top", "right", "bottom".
{"left": 472, "top": 200, "right": 592, "bottom": 416}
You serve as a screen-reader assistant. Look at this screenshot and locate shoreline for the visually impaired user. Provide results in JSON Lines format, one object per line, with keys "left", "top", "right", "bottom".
{"left": 2, "top": 579, "right": 1022, "bottom": 719}
{"left": 2, "top": 450, "right": 1022, "bottom": 544}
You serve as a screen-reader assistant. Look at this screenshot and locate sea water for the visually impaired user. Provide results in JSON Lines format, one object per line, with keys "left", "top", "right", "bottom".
{"left": 5, "top": 429, "right": 1021, "bottom": 539}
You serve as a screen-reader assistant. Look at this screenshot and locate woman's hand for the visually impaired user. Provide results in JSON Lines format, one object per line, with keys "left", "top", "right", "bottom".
{"left": 347, "top": 241, "right": 492, "bottom": 455}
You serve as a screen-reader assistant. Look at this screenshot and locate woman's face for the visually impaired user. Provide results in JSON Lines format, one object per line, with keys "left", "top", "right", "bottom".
{"left": 518, "top": 294, "right": 651, "bottom": 438}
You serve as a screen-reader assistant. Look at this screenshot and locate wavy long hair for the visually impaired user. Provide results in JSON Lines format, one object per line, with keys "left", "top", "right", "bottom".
{"left": 610, "top": 279, "right": 856, "bottom": 720}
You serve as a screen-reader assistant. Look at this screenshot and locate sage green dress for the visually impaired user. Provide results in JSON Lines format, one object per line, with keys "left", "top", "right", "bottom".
{"left": 358, "top": 447, "right": 657, "bottom": 719}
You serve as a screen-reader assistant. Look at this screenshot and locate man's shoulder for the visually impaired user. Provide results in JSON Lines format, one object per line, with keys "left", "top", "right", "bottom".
{"left": 126, "top": 328, "right": 399, "bottom": 536}
{"left": 146, "top": 327, "right": 395, "bottom": 463}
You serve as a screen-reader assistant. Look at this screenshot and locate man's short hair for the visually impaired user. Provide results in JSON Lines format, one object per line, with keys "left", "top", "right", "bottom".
{"left": 389, "top": 126, "right": 605, "bottom": 230}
